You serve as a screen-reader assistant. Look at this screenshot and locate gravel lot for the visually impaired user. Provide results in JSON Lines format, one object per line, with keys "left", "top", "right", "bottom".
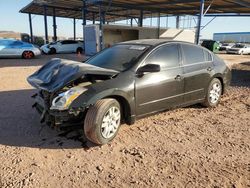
{"left": 0, "top": 53, "right": 249, "bottom": 188}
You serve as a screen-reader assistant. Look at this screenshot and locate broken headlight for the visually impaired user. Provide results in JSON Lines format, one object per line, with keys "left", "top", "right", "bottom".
{"left": 50, "top": 87, "right": 87, "bottom": 110}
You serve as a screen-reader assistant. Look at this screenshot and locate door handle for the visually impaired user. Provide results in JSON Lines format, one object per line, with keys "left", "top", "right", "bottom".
{"left": 175, "top": 75, "right": 182, "bottom": 81}
{"left": 207, "top": 67, "right": 213, "bottom": 72}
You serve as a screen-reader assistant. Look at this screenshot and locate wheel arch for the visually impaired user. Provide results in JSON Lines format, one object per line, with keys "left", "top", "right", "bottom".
{"left": 71, "top": 89, "right": 135, "bottom": 125}
{"left": 212, "top": 74, "right": 224, "bottom": 94}
{"left": 103, "top": 95, "right": 132, "bottom": 125}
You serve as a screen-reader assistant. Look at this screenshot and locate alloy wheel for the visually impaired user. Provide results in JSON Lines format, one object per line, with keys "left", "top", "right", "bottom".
{"left": 101, "top": 106, "right": 121, "bottom": 139}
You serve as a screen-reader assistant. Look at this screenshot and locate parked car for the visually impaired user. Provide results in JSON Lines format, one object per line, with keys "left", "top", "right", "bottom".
{"left": 28, "top": 39, "right": 231, "bottom": 145}
{"left": 0, "top": 39, "right": 41, "bottom": 59}
{"left": 40, "top": 40, "right": 84, "bottom": 54}
{"left": 226, "top": 43, "right": 250, "bottom": 55}
{"left": 219, "top": 43, "right": 234, "bottom": 51}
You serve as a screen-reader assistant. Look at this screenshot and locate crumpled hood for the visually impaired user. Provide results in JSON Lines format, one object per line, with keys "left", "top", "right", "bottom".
{"left": 27, "top": 58, "right": 119, "bottom": 92}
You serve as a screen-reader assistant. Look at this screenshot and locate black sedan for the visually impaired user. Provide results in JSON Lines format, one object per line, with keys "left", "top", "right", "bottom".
{"left": 28, "top": 39, "right": 231, "bottom": 145}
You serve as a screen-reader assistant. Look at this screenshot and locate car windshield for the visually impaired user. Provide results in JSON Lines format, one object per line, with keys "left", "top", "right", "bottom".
{"left": 233, "top": 44, "right": 245, "bottom": 48}
{"left": 86, "top": 44, "right": 149, "bottom": 72}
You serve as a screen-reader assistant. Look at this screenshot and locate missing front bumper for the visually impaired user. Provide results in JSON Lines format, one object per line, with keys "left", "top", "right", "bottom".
{"left": 32, "top": 93, "right": 84, "bottom": 126}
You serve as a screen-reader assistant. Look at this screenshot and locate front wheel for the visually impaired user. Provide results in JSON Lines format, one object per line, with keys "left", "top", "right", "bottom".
{"left": 84, "top": 99, "right": 121, "bottom": 145}
{"left": 202, "top": 78, "right": 222, "bottom": 107}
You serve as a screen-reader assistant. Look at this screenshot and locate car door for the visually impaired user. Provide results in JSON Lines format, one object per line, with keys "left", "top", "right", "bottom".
{"left": 58, "top": 41, "right": 71, "bottom": 53}
{"left": 64, "top": 40, "right": 77, "bottom": 53}
{"left": 135, "top": 44, "right": 184, "bottom": 116}
{"left": 181, "top": 44, "right": 213, "bottom": 104}
{"left": 68, "top": 41, "right": 78, "bottom": 52}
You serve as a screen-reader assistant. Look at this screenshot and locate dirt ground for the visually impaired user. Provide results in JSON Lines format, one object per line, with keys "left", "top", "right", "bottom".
{"left": 0, "top": 53, "right": 249, "bottom": 188}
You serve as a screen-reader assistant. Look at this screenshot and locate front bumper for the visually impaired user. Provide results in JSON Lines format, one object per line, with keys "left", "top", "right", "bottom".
{"left": 33, "top": 48, "right": 42, "bottom": 56}
{"left": 32, "top": 91, "right": 84, "bottom": 126}
{"left": 40, "top": 47, "right": 50, "bottom": 54}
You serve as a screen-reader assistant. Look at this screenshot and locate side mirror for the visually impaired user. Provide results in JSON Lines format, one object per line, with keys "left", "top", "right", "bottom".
{"left": 137, "top": 64, "right": 161, "bottom": 75}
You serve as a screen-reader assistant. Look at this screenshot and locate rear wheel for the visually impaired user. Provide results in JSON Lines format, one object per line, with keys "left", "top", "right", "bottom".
{"left": 22, "top": 51, "right": 34, "bottom": 59}
{"left": 202, "top": 78, "right": 222, "bottom": 107}
{"left": 49, "top": 48, "right": 56, "bottom": 54}
{"left": 76, "top": 47, "right": 83, "bottom": 54}
{"left": 84, "top": 99, "right": 121, "bottom": 145}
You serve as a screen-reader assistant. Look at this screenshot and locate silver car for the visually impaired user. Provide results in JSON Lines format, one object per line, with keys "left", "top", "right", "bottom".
{"left": 0, "top": 39, "right": 41, "bottom": 59}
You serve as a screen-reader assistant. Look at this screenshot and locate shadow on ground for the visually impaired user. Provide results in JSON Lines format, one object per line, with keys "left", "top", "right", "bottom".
{"left": 0, "top": 89, "right": 97, "bottom": 149}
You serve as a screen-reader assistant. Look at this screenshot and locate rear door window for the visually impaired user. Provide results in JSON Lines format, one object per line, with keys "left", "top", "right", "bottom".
{"left": 203, "top": 50, "right": 213, "bottom": 62}
{"left": 62, "top": 40, "right": 77, "bottom": 44}
{"left": 182, "top": 44, "right": 205, "bottom": 65}
{"left": 144, "top": 44, "right": 180, "bottom": 69}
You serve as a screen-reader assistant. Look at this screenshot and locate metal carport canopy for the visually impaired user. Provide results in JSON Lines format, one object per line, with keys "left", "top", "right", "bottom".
{"left": 20, "top": 0, "right": 250, "bottom": 21}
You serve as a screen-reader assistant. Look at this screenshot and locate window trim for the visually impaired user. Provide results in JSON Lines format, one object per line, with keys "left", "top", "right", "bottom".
{"left": 180, "top": 43, "right": 214, "bottom": 67}
{"left": 138, "top": 43, "right": 182, "bottom": 71}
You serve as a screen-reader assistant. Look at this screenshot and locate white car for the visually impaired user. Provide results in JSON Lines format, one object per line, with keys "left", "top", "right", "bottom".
{"left": 227, "top": 44, "right": 250, "bottom": 55}
{"left": 0, "top": 39, "right": 41, "bottom": 59}
{"left": 219, "top": 43, "right": 234, "bottom": 51}
{"left": 41, "top": 40, "right": 84, "bottom": 54}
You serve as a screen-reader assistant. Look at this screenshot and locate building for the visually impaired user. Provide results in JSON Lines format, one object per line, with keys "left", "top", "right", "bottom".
{"left": 213, "top": 32, "right": 250, "bottom": 43}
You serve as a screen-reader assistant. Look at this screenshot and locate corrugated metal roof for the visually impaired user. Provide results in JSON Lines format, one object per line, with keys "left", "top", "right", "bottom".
{"left": 20, "top": 0, "right": 250, "bottom": 21}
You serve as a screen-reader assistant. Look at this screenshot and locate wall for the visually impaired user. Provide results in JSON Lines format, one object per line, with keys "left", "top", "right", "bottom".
{"left": 213, "top": 32, "right": 250, "bottom": 43}
{"left": 103, "top": 28, "right": 138, "bottom": 48}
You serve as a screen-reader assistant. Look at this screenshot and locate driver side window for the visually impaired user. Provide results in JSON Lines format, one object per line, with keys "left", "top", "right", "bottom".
{"left": 144, "top": 44, "right": 180, "bottom": 69}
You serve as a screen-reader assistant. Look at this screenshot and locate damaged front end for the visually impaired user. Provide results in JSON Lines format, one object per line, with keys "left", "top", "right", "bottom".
{"left": 28, "top": 58, "right": 118, "bottom": 127}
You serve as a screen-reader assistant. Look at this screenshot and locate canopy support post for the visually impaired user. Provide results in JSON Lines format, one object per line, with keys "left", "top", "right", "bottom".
{"left": 93, "top": 13, "right": 95, "bottom": 24}
{"left": 73, "top": 18, "right": 76, "bottom": 40}
{"left": 157, "top": 12, "right": 160, "bottom": 39}
{"left": 43, "top": 5, "right": 49, "bottom": 44}
{"left": 176, "top": 15, "right": 180, "bottom": 29}
{"left": 196, "top": 0, "right": 205, "bottom": 44}
{"left": 52, "top": 8, "right": 57, "bottom": 42}
{"left": 28, "top": 13, "right": 33, "bottom": 43}
{"left": 138, "top": 10, "right": 143, "bottom": 27}
{"left": 99, "top": 4, "right": 104, "bottom": 50}
{"left": 82, "top": 0, "right": 86, "bottom": 50}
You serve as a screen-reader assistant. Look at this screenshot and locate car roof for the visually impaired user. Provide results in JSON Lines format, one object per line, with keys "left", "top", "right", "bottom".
{"left": 120, "top": 39, "right": 194, "bottom": 47}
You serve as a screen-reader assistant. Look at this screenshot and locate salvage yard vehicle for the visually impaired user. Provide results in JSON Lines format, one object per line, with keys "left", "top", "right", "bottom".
{"left": 219, "top": 43, "right": 234, "bottom": 51}
{"left": 0, "top": 39, "right": 41, "bottom": 59}
{"left": 40, "top": 40, "right": 84, "bottom": 54}
{"left": 28, "top": 39, "right": 231, "bottom": 145}
{"left": 226, "top": 43, "right": 250, "bottom": 55}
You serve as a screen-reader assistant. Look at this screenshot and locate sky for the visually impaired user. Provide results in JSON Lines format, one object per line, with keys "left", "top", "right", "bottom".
{"left": 1, "top": 0, "right": 250, "bottom": 40}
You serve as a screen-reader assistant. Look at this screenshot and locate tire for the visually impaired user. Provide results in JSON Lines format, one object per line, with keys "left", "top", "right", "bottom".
{"left": 22, "top": 51, "right": 34, "bottom": 59}
{"left": 49, "top": 48, "right": 56, "bottom": 54}
{"left": 76, "top": 47, "right": 83, "bottom": 54}
{"left": 202, "top": 78, "right": 222, "bottom": 108}
{"left": 84, "top": 99, "right": 121, "bottom": 145}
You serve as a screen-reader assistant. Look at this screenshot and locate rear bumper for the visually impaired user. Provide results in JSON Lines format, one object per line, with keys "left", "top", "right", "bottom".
{"left": 40, "top": 47, "right": 50, "bottom": 54}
